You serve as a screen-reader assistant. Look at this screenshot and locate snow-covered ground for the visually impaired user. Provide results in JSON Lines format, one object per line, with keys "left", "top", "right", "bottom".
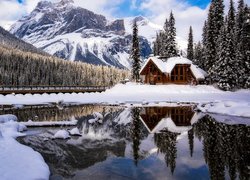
{"left": 0, "top": 115, "right": 50, "bottom": 180}
{"left": 1, "top": 83, "right": 250, "bottom": 118}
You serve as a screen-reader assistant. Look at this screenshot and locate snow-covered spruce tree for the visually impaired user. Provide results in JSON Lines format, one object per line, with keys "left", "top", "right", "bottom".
{"left": 193, "top": 41, "right": 203, "bottom": 67}
{"left": 204, "top": 0, "right": 224, "bottom": 82}
{"left": 166, "top": 11, "right": 178, "bottom": 58}
{"left": 160, "top": 18, "right": 170, "bottom": 57}
{"left": 214, "top": 23, "right": 238, "bottom": 90}
{"left": 201, "top": 21, "right": 208, "bottom": 70}
{"left": 227, "top": 0, "right": 236, "bottom": 33}
{"left": 236, "top": 0, "right": 245, "bottom": 43}
{"left": 236, "top": 1, "right": 250, "bottom": 88}
{"left": 241, "top": 5, "right": 250, "bottom": 88}
{"left": 153, "top": 32, "right": 161, "bottom": 56}
{"left": 131, "top": 20, "right": 141, "bottom": 82}
{"left": 187, "top": 26, "right": 194, "bottom": 60}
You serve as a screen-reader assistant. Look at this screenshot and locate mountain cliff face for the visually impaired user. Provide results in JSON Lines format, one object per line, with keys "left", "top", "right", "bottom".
{"left": 10, "top": 0, "right": 153, "bottom": 68}
{"left": 0, "top": 26, "right": 46, "bottom": 55}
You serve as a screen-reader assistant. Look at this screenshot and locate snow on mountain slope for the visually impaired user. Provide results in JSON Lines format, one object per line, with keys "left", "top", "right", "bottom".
{"left": 124, "top": 16, "right": 163, "bottom": 44}
{"left": 10, "top": 0, "right": 187, "bottom": 68}
{"left": 124, "top": 16, "right": 187, "bottom": 51}
{"left": 10, "top": 0, "right": 151, "bottom": 69}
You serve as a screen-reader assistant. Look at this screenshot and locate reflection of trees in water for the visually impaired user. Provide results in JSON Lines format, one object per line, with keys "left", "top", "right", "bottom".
{"left": 154, "top": 131, "right": 178, "bottom": 174}
{"left": 193, "top": 116, "right": 250, "bottom": 180}
{"left": 148, "top": 113, "right": 249, "bottom": 178}
{"left": 188, "top": 128, "right": 194, "bottom": 157}
{"left": 131, "top": 107, "right": 142, "bottom": 166}
{"left": 1, "top": 105, "right": 105, "bottom": 122}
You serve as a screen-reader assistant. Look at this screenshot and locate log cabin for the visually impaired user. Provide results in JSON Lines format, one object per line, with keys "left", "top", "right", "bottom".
{"left": 140, "top": 56, "right": 207, "bottom": 85}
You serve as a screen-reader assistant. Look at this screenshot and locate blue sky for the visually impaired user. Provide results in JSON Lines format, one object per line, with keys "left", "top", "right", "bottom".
{"left": 115, "top": 0, "right": 211, "bottom": 17}
{"left": 15, "top": 0, "right": 211, "bottom": 17}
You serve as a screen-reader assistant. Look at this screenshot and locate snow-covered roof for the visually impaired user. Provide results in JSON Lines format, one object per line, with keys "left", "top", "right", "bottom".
{"left": 140, "top": 56, "right": 207, "bottom": 80}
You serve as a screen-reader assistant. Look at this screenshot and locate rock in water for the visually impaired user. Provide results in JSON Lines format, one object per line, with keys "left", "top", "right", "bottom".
{"left": 69, "top": 127, "right": 81, "bottom": 136}
{"left": 53, "top": 130, "right": 70, "bottom": 139}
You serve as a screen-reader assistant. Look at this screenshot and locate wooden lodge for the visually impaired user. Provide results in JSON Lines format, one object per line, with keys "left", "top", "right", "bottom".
{"left": 140, "top": 56, "right": 207, "bottom": 85}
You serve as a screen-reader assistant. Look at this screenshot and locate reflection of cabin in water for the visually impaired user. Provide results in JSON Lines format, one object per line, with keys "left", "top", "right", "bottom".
{"left": 140, "top": 56, "right": 207, "bottom": 85}
{"left": 139, "top": 106, "right": 195, "bottom": 133}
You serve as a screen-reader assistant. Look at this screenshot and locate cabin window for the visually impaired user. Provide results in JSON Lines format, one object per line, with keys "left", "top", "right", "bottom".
{"left": 171, "top": 65, "right": 187, "bottom": 82}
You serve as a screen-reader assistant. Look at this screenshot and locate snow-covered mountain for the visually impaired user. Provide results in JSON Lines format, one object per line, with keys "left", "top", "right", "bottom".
{"left": 0, "top": 26, "right": 46, "bottom": 55}
{"left": 10, "top": 0, "right": 153, "bottom": 68}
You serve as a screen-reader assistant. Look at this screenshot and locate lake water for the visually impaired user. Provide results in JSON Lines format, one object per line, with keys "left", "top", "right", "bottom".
{"left": 2, "top": 105, "right": 249, "bottom": 180}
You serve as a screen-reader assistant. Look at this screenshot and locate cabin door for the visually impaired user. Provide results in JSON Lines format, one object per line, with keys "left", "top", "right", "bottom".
{"left": 149, "top": 73, "right": 156, "bottom": 85}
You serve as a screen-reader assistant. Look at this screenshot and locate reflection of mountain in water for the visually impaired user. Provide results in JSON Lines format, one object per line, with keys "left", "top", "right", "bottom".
{"left": 17, "top": 105, "right": 250, "bottom": 179}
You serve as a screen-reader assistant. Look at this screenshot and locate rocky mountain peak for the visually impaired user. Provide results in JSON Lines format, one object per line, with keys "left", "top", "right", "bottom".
{"left": 36, "top": 1, "right": 52, "bottom": 9}
{"left": 59, "top": 0, "right": 74, "bottom": 5}
{"left": 133, "top": 16, "right": 149, "bottom": 26}
{"left": 10, "top": 1, "right": 152, "bottom": 69}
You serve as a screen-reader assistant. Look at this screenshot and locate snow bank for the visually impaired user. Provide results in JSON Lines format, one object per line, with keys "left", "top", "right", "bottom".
{"left": 0, "top": 115, "right": 50, "bottom": 180}
{"left": 22, "top": 119, "right": 78, "bottom": 127}
{"left": 0, "top": 138, "right": 50, "bottom": 180}
{"left": 198, "top": 101, "right": 250, "bottom": 118}
{"left": 0, "top": 114, "right": 18, "bottom": 123}
{"left": 0, "top": 83, "right": 250, "bottom": 118}
{"left": 209, "top": 114, "right": 250, "bottom": 126}
{"left": 0, "top": 120, "right": 26, "bottom": 138}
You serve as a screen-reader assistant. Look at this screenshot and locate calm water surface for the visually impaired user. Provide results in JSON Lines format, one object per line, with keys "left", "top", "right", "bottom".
{"left": 2, "top": 105, "right": 249, "bottom": 180}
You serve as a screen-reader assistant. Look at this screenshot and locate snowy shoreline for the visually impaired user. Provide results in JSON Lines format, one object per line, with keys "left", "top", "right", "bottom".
{"left": 0, "top": 115, "right": 50, "bottom": 180}
{"left": 1, "top": 83, "right": 250, "bottom": 118}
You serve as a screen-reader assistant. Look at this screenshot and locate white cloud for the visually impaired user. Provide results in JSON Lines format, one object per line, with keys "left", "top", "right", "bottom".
{"left": 73, "top": 0, "right": 124, "bottom": 19}
{"left": 140, "top": 0, "right": 250, "bottom": 42}
{"left": 140, "top": 0, "right": 209, "bottom": 42}
{"left": 130, "top": 0, "right": 138, "bottom": 9}
{"left": 0, "top": 0, "right": 249, "bottom": 40}
{"left": 0, "top": 0, "right": 24, "bottom": 29}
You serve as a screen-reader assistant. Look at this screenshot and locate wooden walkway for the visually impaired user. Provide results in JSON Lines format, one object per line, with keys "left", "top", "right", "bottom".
{"left": 0, "top": 85, "right": 109, "bottom": 95}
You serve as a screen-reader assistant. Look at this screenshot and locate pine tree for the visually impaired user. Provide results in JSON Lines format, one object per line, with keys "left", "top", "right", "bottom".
{"left": 187, "top": 26, "right": 194, "bottom": 60}
{"left": 201, "top": 21, "right": 208, "bottom": 70}
{"left": 227, "top": 0, "right": 236, "bottom": 32}
{"left": 166, "top": 11, "right": 178, "bottom": 58}
{"left": 215, "top": 24, "right": 238, "bottom": 90}
{"left": 131, "top": 20, "right": 141, "bottom": 82}
{"left": 193, "top": 41, "right": 203, "bottom": 67}
{"left": 236, "top": 0, "right": 245, "bottom": 42}
{"left": 204, "top": 0, "right": 224, "bottom": 82}
{"left": 241, "top": 5, "right": 250, "bottom": 88}
{"left": 153, "top": 32, "right": 161, "bottom": 56}
{"left": 160, "top": 18, "right": 170, "bottom": 57}
{"left": 235, "top": 0, "right": 245, "bottom": 85}
{"left": 159, "top": 11, "right": 178, "bottom": 58}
